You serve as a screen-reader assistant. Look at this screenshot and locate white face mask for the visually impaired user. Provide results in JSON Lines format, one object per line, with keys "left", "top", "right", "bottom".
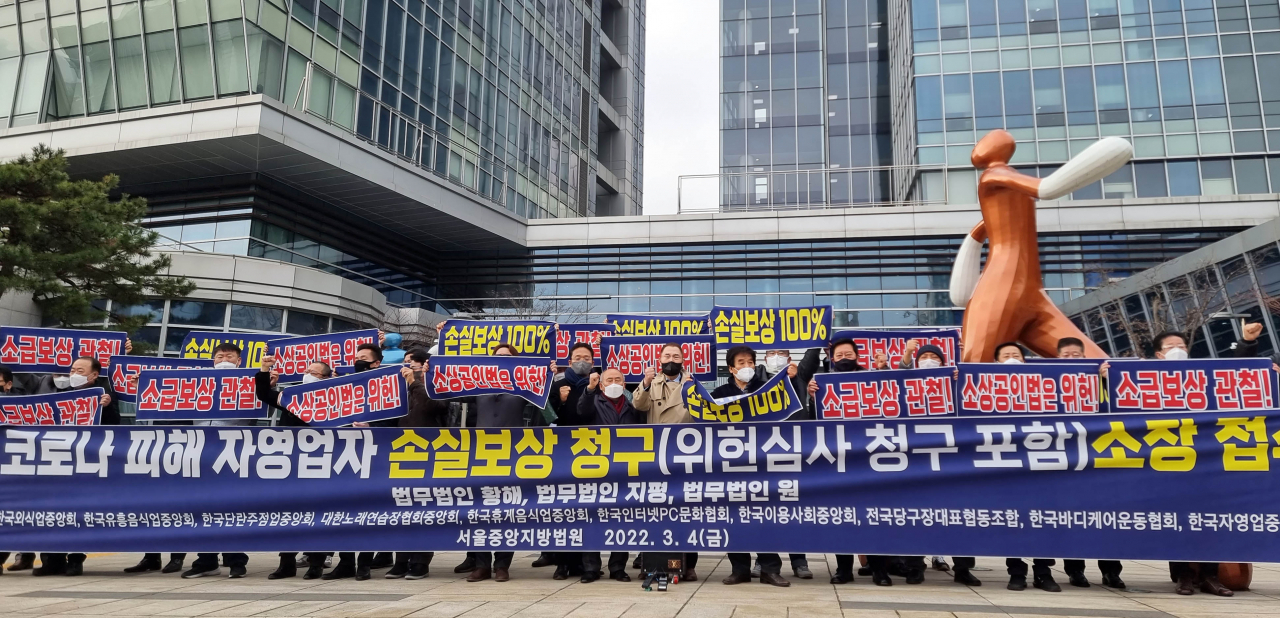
{"left": 764, "top": 356, "right": 788, "bottom": 374}
{"left": 302, "top": 374, "right": 322, "bottom": 384}
{"left": 215, "top": 361, "right": 238, "bottom": 369}
{"left": 1002, "top": 357, "right": 1023, "bottom": 364}
{"left": 603, "top": 383, "right": 626, "bottom": 399}
{"left": 53, "top": 375, "right": 71, "bottom": 389}
{"left": 68, "top": 374, "right": 89, "bottom": 388}
{"left": 1162, "top": 347, "right": 1189, "bottom": 361}
{"left": 735, "top": 367, "right": 756, "bottom": 383}
{"left": 918, "top": 358, "right": 941, "bottom": 369}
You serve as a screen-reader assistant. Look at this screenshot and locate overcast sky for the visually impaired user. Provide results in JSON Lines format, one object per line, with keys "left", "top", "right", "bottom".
{"left": 640, "top": 0, "right": 719, "bottom": 215}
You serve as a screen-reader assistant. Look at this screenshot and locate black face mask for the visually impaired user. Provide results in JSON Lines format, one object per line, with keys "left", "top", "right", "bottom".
{"left": 354, "top": 360, "right": 374, "bottom": 373}
{"left": 661, "top": 362, "right": 682, "bottom": 377}
{"left": 832, "top": 359, "right": 859, "bottom": 373}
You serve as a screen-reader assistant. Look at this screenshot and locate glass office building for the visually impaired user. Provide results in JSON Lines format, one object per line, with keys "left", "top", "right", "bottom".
{"left": 717, "top": 0, "right": 1280, "bottom": 208}
{"left": 0, "top": 0, "right": 643, "bottom": 218}
{"left": 719, "top": 0, "right": 898, "bottom": 208}
{"left": 907, "top": 0, "right": 1280, "bottom": 201}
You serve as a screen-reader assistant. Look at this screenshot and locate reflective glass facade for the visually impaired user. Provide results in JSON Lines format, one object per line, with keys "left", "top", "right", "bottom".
{"left": 910, "top": 0, "right": 1280, "bottom": 199}
{"left": 718, "top": 0, "right": 1280, "bottom": 208}
{"left": 0, "top": 0, "right": 643, "bottom": 218}
{"left": 719, "top": 0, "right": 897, "bottom": 208}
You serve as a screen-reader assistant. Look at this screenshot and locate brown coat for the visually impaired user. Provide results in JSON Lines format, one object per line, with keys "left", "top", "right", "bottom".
{"left": 632, "top": 373, "right": 694, "bottom": 424}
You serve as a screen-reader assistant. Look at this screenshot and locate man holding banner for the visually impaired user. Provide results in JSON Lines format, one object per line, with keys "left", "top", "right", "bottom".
{"left": 447, "top": 343, "right": 550, "bottom": 582}
{"left": 569, "top": 368, "right": 640, "bottom": 583}
{"left": 631, "top": 341, "right": 700, "bottom": 580}
{"left": 715, "top": 346, "right": 791, "bottom": 588}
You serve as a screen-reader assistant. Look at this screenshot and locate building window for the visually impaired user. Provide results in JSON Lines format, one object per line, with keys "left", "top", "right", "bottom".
{"left": 230, "top": 304, "right": 284, "bottom": 331}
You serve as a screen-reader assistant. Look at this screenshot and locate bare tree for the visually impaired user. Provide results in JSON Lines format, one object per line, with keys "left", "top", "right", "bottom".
{"left": 451, "top": 292, "right": 597, "bottom": 324}
{"left": 1089, "top": 258, "right": 1254, "bottom": 356}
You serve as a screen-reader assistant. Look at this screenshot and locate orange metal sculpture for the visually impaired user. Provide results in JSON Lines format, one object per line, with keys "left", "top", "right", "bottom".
{"left": 953, "top": 130, "right": 1130, "bottom": 362}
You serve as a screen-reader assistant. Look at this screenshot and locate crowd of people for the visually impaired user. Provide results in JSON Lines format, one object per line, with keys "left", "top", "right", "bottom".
{"left": 1, "top": 320, "right": 1271, "bottom": 598}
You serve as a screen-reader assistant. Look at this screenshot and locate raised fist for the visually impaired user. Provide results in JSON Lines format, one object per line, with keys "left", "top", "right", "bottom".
{"left": 642, "top": 366, "right": 657, "bottom": 388}
{"left": 560, "top": 385, "right": 572, "bottom": 401}
{"left": 260, "top": 355, "right": 275, "bottom": 372}
{"left": 400, "top": 365, "right": 416, "bottom": 384}
{"left": 588, "top": 372, "right": 600, "bottom": 391}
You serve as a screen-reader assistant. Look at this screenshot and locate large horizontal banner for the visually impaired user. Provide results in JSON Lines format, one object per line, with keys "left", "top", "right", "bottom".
{"left": 438, "top": 320, "right": 554, "bottom": 357}
{"left": 554, "top": 324, "right": 615, "bottom": 365}
{"left": 109, "top": 356, "right": 214, "bottom": 404}
{"left": 268, "top": 329, "right": 379, "bottom": 382}
{"left": 834, "top": 329, "right": 961, "bottom": 368}
{"left": 0, "top": 327, "right": 127, "bottom": 373}
{"left": 606, "top": 314, "right": 708, "bottom": 336}
{"left": 6, "top": 411, "right": 1280, "bottom": 561}
{"left": 816, "top": 368, "right": 956, "bottom": 420}
{"left": 600, "top": 335, "right": 716, "bottom": 384}
{"left": 1107, "top": 358, "right": 1277, "bottom": 414}
{"left": 712, "top": 306, "right": 832, "bottom": 349}
{"left": 180, "top": 332, "right": 273, "bottom": 369}
{"left": 423, "top": 355, "right": 553, "bottom": 407}
{"left": 958, "top": 362, "right": 1103, "bottom": 416}
{"left": 134, "top": 369, "right": 267, "bottom": 422}
{"left": 0, "top": 388, "right": 103, "bottom": 426}
{"left": 279, "top": 366, "right": 407, "bottom": 428}
{"left": 684, "top": 370, "right": 802, "bottom": 423}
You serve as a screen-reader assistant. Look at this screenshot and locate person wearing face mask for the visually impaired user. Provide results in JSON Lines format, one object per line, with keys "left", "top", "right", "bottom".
{"left": 249, "top": 356, "right": 337, "bottom": 580}
{"left": 990, "top": 343, "right": 1065, "bottom": 592}
{"left": 715, "top": 346, "right": 791, "bottom": 588}
{"left": 747, "top": 349, "right": 821, "bottom": 581}
{"left": 1158, "top": 323, "right": 1270, "bottom": 597}
{"left": 1051, "top": 337, "right": 1126, "bottom": 590}
{"left": 806, "top": 339, "right": 866, "bottom": 584}
{"left": 0, "top": 369, "right": 35, "bottom": 573}
{"left": 543, "top": 342, "right": 598, "bottom": 580}
{"left": 631, "top": 342, "right": 701, "bottom": 580}
{"left": 324, "top": 343, "right": 398, "bottom": 579}
{"left": 182, "top": 344, "right": 252, "bottom": 579}
{"left": 994, "top": 341, "right": 1026, "bottom": 364}
{"left": 450, "top": 343, "right": 550, "bottom": 582}
{"left": 569, "top": 367, "right": 640, "bottom": 583}
{"left": 32, "top": 356, "right": 117, "bottom": 576}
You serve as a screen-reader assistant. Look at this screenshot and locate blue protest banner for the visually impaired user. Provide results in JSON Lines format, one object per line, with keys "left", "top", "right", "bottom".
{"left": 267, "top": 329, "right": 379, "bottom": 381}
{"left": 0, "top": 327, "right": 127, "bottom": 373}
{"left": 7, "top": 410, "right": 1280, "bottom": 560}
{"left": 108, "top": 355, "right": 214, "bottom": 404}
{"left": 0, "top": 388, "right": 103, "bottom": 426}
{"left": 423, "top": 355, "right": 553, "bottom": 407}
{"left": 712, "top": 306, "right": 833, "bottom": 350}
{"left": 600, "top": 335, "right": 717, "bottom": 384}
{"left": 606, "top": 314, "right": 709, "bottom": 336}
{"left": 833, "top": 328, "right": 962, "bottom": 368}
{"left": 277, "top": 366, "right": 407, "bottom": 428}
{"left": 437, "top": 320, "right": 554, "bottom": 357}
{"left": 1107, "top": 358, "right": 1278, "bottom": 414}
{"left": 957, "top": 362, "right": 1105, "bottom": 417}
{"left": 134, "top": 368, "right": 267, "bottom": 422}
{"left": 554, "top": 324, "right": 615, "bottom": 364}
{"left": 814, "top": 368, "right": 957, "bottom": 420}
{"left": 179, "top": 331, "right": 274, "bottom": 368}
{"left": 683, "top": 370, "right": 802, "bottom": 422}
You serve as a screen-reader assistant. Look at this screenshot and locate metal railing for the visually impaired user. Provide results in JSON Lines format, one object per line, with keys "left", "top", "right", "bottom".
{"left": 151, "top": 232, "right": 440, "bottom": 309}
{"left": 676, "top": 164, "right": 954, "bottom": 214}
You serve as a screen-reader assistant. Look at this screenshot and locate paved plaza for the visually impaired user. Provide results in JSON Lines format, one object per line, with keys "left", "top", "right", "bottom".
{"left": 2, "top": 553, "right": 1279, "bottom": 617}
